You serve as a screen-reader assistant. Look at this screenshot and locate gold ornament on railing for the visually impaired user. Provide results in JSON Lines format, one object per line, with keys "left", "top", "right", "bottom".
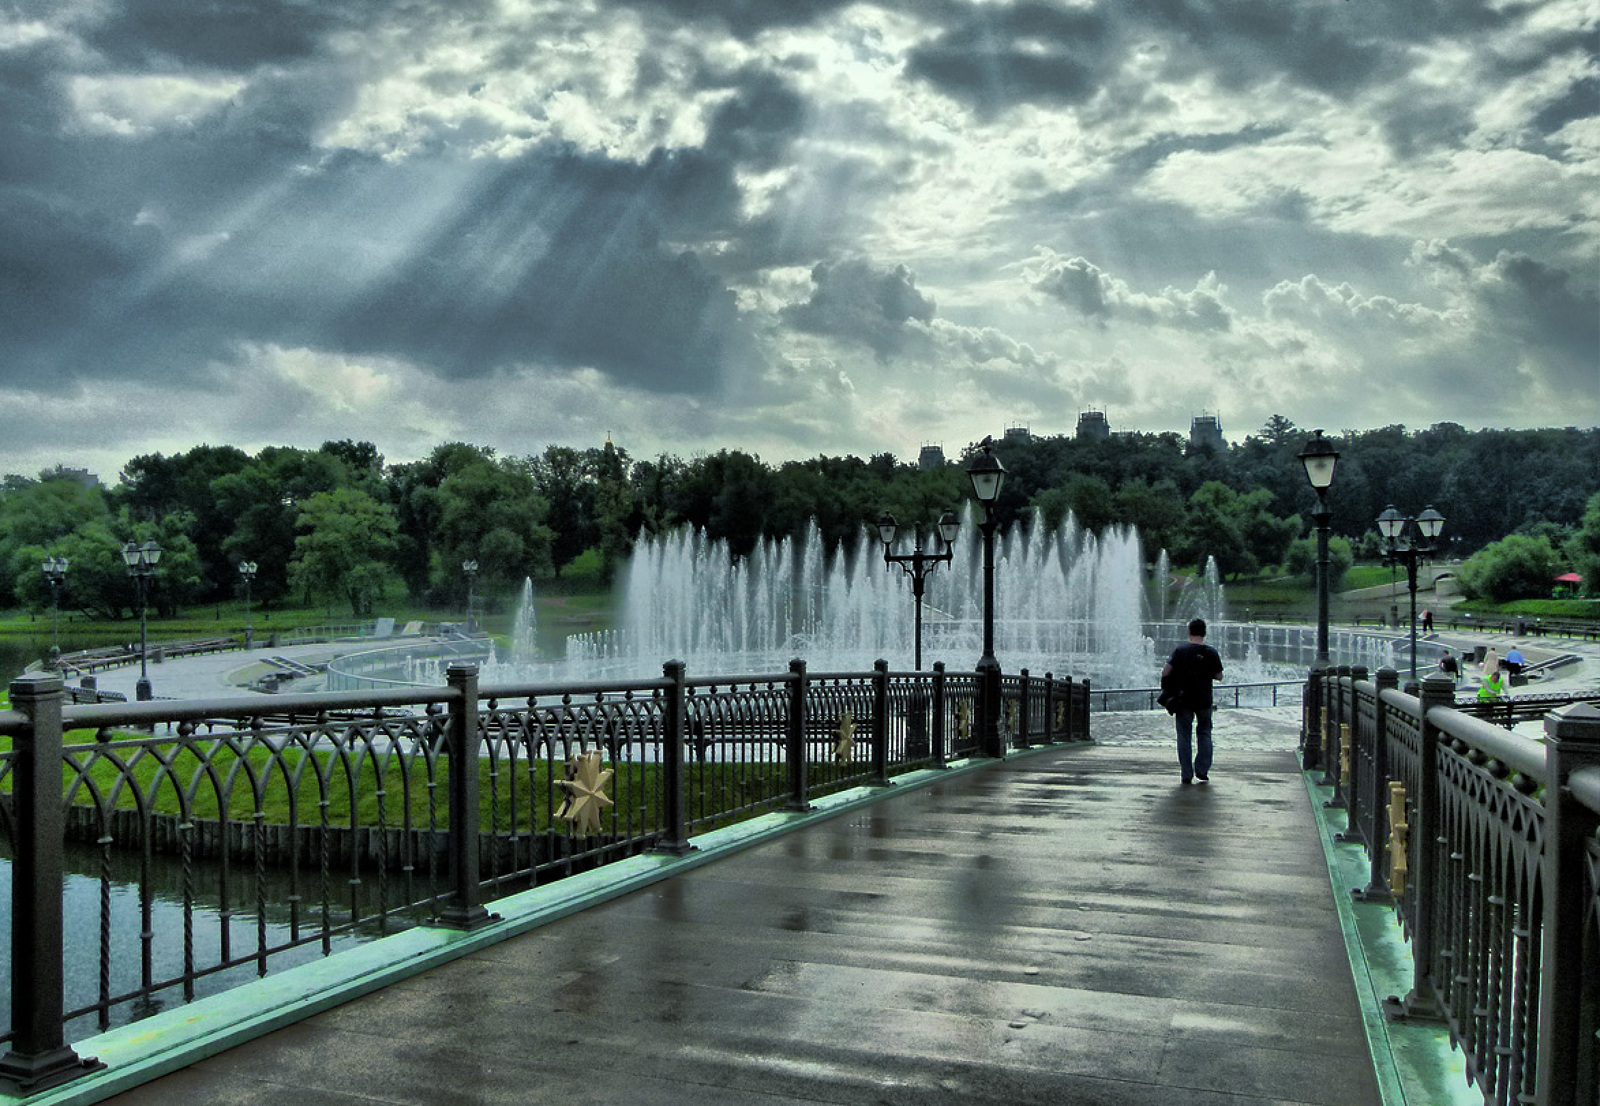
{"left": 555, "top": 749, "right": 614, "bottom": 835}
{"left": 834, "top": 709, "right": 855, "bottom": 764}
{"left": 1055, "top": 703, "right": 1066, "bottom": 732}
{"left": 1387, "top": 781, "right": 1409, "bottom": 897}
{"left": 956, "top": 702, "right": 971, "bottom": 743}
{"left": 1005, "top": 700, "right": 1019, "bottom": 739}
{"left": 1340, "top": 724, "right": 1351, "bottom": 779}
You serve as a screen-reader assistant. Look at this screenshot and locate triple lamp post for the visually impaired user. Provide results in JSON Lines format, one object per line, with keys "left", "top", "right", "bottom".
{"left": 462, "top": 560, "right": 479, "bottom": 633}
{"left": 1377, "top": 504, "right": 1445, "bottom": 686}
{"left": 873, "top": 439, "right": 1006, "bottom": 755}
{"left": 238, "top": 561, "right": 258, "bottom": 650}
{"left": 121, "top": 540, "right": 162, "bottom": 701}
{"left": 41, "top": 556, "right": 68, "bottom": 662}
{"left": 875, "top": 509, "right": 959, "bottom": 671}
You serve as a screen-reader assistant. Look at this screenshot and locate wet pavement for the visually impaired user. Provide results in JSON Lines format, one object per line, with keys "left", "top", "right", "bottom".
{"left": 101, "top": 720, "right": 1380, "bottom": 1106}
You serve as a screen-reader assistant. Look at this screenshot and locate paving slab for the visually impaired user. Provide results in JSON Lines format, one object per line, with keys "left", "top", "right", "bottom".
{"left": 98, "top": 736, "right": 1380, "bottom": 1106}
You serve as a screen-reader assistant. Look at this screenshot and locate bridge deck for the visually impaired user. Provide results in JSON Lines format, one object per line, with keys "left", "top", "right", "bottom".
{"left": 103, "top": 722, "right": 1381, "bottom": 1105}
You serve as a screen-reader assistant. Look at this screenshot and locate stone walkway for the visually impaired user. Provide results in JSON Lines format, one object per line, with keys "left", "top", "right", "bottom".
{"left": 101, "top": 730, "right": 1380, "bottom": 1106}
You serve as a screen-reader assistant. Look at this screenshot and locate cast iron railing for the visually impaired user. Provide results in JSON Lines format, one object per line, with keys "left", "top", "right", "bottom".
{"left": 0, "top": 658, "right": 1089, "bottom": 1092}
{"left": 1308, "top": 667, "right": 1600, "bottom": 1106}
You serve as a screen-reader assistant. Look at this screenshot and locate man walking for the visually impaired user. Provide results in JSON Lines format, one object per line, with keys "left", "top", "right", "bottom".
{"left": 1162, "top": 617, "right": 1224, "bottom": 784}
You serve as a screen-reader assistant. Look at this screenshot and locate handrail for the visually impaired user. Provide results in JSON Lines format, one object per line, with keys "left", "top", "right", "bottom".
{"left": 1571, "top": 764, "right": 1600, "bottom": 817}
{"left": 1426, "top": 701, "right": 1548, "bottom": 783}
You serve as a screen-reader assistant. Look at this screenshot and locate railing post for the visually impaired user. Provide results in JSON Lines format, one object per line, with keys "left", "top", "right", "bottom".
{"left": 1535, "top": 702, "right": 1600, "bottom": 1106}
{"left": 1355, "top": 667, "right": 1399, "bottom": 903}
{"left": 1342, "top": 664, "right": 1368, "bottom": 817}
{"left": 655, "top": 661, "right": 693, "bottom": 854}
{"left": 1060, "top": 676, "right": 1075, "bottom": 742}
{"left": 871, "top": 659, "right": 891, "bottom": 785}
{"left": 1078, "top": 678, "right": 1091, "bottom": 740}
{"left": 1384, "top": 674, "right": 1453, "bottom": 1021}
{"left": 1016, "top": 668, "right": 1031, "bottom": 749}
{"left": 931, "top": 662, "right": 948, "bottom": 768}
{"left": 1042, "top": 672, "right": 1055, "bottom": 745}
{"left": 1322, "top": 665, "right": 1349, "bottom": 794}
{"left": 433, "top": 663, "right": 493, "bottom": 930}
{"left": 785, "top": 659, "right": 812, "bottom": 812}
{"left": 1304, "top": 666, "right": 1325, "bottom": 771}
{"left": 0, "top": 675, "right": 104, "bottom": 1094}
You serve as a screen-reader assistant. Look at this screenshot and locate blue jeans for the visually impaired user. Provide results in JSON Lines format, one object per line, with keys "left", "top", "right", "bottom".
{"left": 1175, "top": 709, "right": 1213, "bottom": 780}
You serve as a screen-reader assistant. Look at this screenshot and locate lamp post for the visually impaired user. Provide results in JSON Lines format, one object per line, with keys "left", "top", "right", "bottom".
{"left": 238, "top": 561, "right": 258, "bottom": 650}
{"left": 121, "top": 540, "right": 162, "bottom": 701}
{"left": 462, "top": 560, "right": 478, "bottom": 633}
{"left": 41, "top": 556, "right": 68, "bottom": 664}
{"left": 877, "top": 510, "right": 960, "bottom": 670}
{"left": 965, "top": 441, "right": 1006, "bottom": 757}
{"left": 1377, "top": 505, "right": 1445, "bottom": 687}
{"left": 1297, "top": 429, "right": 1339, "bottom": 771}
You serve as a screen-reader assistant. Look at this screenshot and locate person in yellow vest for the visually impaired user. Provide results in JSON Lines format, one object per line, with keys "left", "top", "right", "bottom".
{"left": 1477, "top": 668, "right": 1506, "bottom": 701}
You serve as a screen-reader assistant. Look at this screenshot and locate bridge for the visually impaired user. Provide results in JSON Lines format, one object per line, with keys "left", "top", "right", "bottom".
{"left": 1, "top": 638, "right": 1597, "bottom": 1105}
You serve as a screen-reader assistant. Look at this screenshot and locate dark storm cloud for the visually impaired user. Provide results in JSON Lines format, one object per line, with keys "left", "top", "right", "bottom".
{"left": 782, "top": 258, "right": 935, "bottom": 359}
{"left": 903, "top": 0, "right": 1480, "bottom": 114}
{"left": 1530, "top": 76, "right": 1600, "bottom": 137}
{"left": 600, "top": 0, "right": 857, "bottom": 39}
{"left": 79, "top": 0, "right": 434, "bottom": 69}
{"left": 318, "top": 148, "right": 749, "bottom": 392}
{"left": 905, "top": 2, "right": 1113, "bottom": 114}
{"left": 1470, "top": 252, "right": 1600, "bottom": 388}
{"left": 702, "top": 70, "right": 809, "bottom": 171}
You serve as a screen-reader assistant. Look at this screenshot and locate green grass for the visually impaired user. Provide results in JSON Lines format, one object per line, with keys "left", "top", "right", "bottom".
{"left": 8, "top": 729, "right": 797, "bottom": 839}
{"left": 1453, "top": 598, "right": 1600, "bottom": 623}
{"left": 1342, "top": 565, "right": 1398, "bottom": 590}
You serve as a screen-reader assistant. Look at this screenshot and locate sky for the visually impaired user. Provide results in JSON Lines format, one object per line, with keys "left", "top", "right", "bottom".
{"left": 3, "top": 0, "right": 1597, "bottom": 484}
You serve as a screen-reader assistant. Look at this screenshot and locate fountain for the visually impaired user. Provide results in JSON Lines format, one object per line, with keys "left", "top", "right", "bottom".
{"left": 360, "top": 509, "right": 1359, "bottom": 693}
{"left": 562, "top": 506, "right": 1162, "bottom": 684}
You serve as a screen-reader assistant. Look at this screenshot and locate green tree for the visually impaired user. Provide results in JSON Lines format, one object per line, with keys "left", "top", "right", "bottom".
{"left": 0, "top": 475, "right": 112, "bottom": 605}
{"left": 1113, "top": 479, "right": 1186, "bottom": 559}
{"left": 288, "top": 488, "right": 402, "bottom": 616}
{"left": 213, "top": 446, "right": 356, "bottom": 605}
{"left": 587, "top": 440, "right": 634, "bottom": 584}
{"left": 1455, "top": 534, "right": 1562, "bottom": 601}
{"left": 1565, "top": 492, "right": 1600, "bottom": 595}
{"left": 432, "top": 457, "right": 553, "bottom": 598}
{"left": 531, "top": 446, "right": 596, "bottom": 578}
{"left": 1283, "top": 535, "right": 1354, "bottom": 590}
{"left": 1174, "top": 483, "right": 1295, "bottom": 578}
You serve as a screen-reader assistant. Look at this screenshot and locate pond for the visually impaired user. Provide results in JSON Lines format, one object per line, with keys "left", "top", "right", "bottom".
{"left": 0, "top": 842, "right": 382, "bottom": 1045}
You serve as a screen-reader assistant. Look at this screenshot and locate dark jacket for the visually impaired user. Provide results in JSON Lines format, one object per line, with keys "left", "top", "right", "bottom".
{"left": 1165, "top": 642, "right": 1223, "bottom": 711}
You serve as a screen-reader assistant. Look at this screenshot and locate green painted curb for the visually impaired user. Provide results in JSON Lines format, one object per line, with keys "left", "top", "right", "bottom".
{"left": 1300, "top": 771, "right": 1480, "bottom": 1106}
{"left": 4, "top": 740, "right": 1088, "bottom": 1106}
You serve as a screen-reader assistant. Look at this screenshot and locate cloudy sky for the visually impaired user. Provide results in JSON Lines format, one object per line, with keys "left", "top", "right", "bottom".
{"left": 3, "top": 0, "right": 1596, "bottom": 481}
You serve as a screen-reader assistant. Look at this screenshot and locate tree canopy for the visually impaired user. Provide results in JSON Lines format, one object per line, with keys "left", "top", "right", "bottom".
{"left": 3, "top": 420, "right": 1595, "bottom": 618}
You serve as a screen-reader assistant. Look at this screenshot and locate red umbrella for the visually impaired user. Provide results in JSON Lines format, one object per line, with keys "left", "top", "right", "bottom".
{"left": 1554, "top": 572, "right": 1583, "bottom": 583}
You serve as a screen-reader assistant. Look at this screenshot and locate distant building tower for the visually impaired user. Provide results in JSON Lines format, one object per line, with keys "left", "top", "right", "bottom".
{"left": 1003, "top": 424, "right": 1031, "bottom": 444}
{"left": 1076, "top": 410, "right": 1111, "bottom": 441}
{"left": 1189, "top": 414, "right": 1225, "bottom": 453}
{"left": 917, "top": 444, "right": 946, "bottom": 471}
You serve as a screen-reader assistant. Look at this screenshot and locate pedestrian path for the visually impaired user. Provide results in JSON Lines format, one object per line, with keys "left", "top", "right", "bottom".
{"left": 99, "top": 734, "right": 1385, "bottom": 1106}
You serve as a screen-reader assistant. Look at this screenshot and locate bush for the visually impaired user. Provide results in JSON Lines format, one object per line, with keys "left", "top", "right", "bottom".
{"left": 1283, "top": 535, "right": 1353, "bottom": 589}
{"left": 1455, "top": 534, "right": 1562, "bottom": 601}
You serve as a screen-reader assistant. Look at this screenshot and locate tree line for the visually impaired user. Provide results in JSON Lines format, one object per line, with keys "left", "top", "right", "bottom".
{"left": 2, "top": 419, "right": 1596, "bottom": 620}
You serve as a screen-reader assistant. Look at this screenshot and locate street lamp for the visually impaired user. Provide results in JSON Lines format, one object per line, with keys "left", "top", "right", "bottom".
{"left": 1297, "top": 429, "right": 1339, "bottom": 772}
{"left": 121, "top": 540, "right": 162, "bottom": 701}
{"left": 877, "top": 509, "right": 960, "bottom": 670}
{"left": 965, "top": 441, "right": 1006, "bottom": 757}
{"left": 238, "top": 561, "right": 258, "bottom": 650}
{"left": 462, "top": 560, "right": 479, "bottom": 633}
{"left": 1377, "top": 505, "right": 1445, "bottom": 686}
{"left": 41, "top": 555, "right": 68, "bottom": 662}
